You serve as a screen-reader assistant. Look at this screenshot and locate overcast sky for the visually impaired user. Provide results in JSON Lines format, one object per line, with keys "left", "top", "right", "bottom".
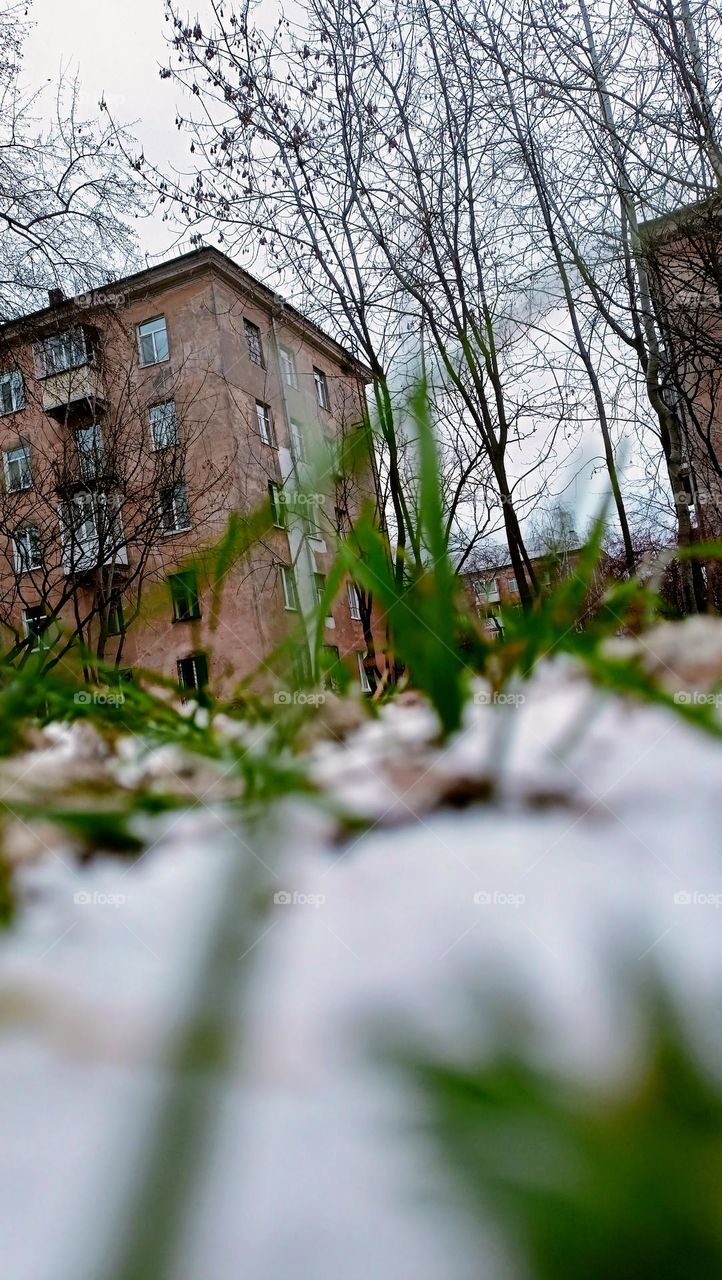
{"left": 24, "top": 0, "right": 200, "bottom": 259}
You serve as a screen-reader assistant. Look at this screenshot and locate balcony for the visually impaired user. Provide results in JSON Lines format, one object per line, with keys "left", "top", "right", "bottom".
{"left": 41, "top": 364, "right": 106, "bottom": 422}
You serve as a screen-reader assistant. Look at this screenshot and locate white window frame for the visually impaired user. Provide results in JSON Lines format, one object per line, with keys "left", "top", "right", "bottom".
{"left": 22, "top": 605, "right": 49, "bottom": 653}
{"left": 76, "top": 423, "right": 104, "bottom": 480}
{"left": 158, "top": 482, "right": 191, "bottom": 535}
{"left": 357, "top": 650, "right": 372, "bottom": 693}
{"left": 149, "top": 400, "right": 178, "bottom": 450}
{"left": 269, "top": 481, "right": 286, "bottom": 528}
{"left": 13, "top": 525, "right": 41, "bottom": 573}
{"left": 34, "top": 327, "right": 88, "bottom": 378}
{"left": 313, "top": 367, "right": 330, "bottom": 411}
{"left": 347, "top": 582, "right": 362, "bottom": 621}
{"left": 280, "top": 564, "right": 299, "bottom": 611}
{"left": 0, "top": 369, "right": 25, "bottom": 416}
{"left": 279, "top": 346, "right": 298, "bottom": 389}
{"left": 289, "top": 419, "right": 306, "bottom": 462}
{"left": 3, "top": 444, "right": 31, "bottom": 492}
{"left": 60, "top": 492, "right": 128, "bottom": 573}
{"left": 507, "top": 577, "right": 518, "bottom": 594}
{"left": 256, "top": 401, "right": 275, "bottom": 446}
{"left": 137, "top": 316, "right": 169, "bottom": 367}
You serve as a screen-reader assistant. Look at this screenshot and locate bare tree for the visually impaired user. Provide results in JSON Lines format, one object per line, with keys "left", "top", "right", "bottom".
{"left": 0, "top": 2, "right": 141, "bottom": 322}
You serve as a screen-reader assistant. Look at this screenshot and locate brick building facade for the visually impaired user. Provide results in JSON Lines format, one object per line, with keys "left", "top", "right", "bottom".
{"left": 0, "top": 248, "right": 382, "bottom": 697}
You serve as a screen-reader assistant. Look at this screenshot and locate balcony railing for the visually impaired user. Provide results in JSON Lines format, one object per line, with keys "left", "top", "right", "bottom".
{"left": 41, "top": 364, "right": 106, "bottom": 420}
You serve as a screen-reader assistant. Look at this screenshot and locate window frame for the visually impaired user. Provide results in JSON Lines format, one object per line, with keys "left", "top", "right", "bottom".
{"left": 279, "top": 346, "right": 298, "bottom": 389}
{"left": 149, "top": 400, "right": 178, "bottom": 451}
{"left": 313, "top": 367, "right": 330, "bottom": 411}
{"left": 106, "top": 590, "right": 125, "bottom": 637}
{"left": 136, "top": 316, "right": 170, "bottom": 368}
{"left": 347, "top": 582, "right": 362, "bottom": 621}
{"left": 76, "top": 423, "right": 104, "bottom": 481}
{"left": 255, "top": 400, "right": 276, "bottom": 446}
{"left": 268, "top": 481, "right": 286, "bottom": 528}
{"left": 0, "top": 369, "right": 25, "bottom": 417}
{"left": 169, "top": 570, "right": 202, "bottom": 622}
{"left": 3, "top": 443, "right": 32, "bottom": 493}
{"left": 177, "top": 652, "right": 209, "bottom": 698}
{"left": 13, "top": 524, "right": 41, "bottom": 573}
{"left": 23, "top": 604, "right": 50, "bottom": 653}
{"left": 280, "top": 563, "right": 299, "bottom": 611}
{"left": 289, "top": 418, "right": 306, "bottom": 462}
{"left": 158, "top": 482, "right": 191, "bottom": 536}
{"left": 34, "top": 327, "right": 88, "bottom": 378}
{"left": 244, "top": 319, "right": 265, "bottom": 368}
{"left": 357, "top": 650, "right": 372, "bottom": 693}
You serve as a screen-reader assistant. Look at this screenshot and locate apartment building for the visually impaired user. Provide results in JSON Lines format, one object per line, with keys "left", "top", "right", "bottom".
{"left": 642, "top": 198, "right": 722, "bottom": 542}
{"left": 464, "top": 549, "right": 580, "bottom": 634}
{"left": 0, "top": 247, "right": 382, "bottom": 696}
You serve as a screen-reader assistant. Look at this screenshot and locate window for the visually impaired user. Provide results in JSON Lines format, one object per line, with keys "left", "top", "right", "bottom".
{"left": 60, "top": 493, "right": 127, "bottom": 572}
{"left": 357, "top": 650, "right": 372, "bottom": 693}
{"left": 106, "top": 591, "right": 125, "bottom": 636}
{"left": 280, "top": 564, "right": 299, "bottom": 611}
{"left": 76, "top": 424, "right": 103, "bottom": 480}
{"left": 314, "top": 571, "right": 326, "bottom": 605}
{"left": 0, "top": 370, "right": 25, "bottom": 416}
{"left": 23, "top": 605, "right": 49, "bottom": 653}
{"left": 313, "top": 367, "right": 330, "bottom": 411}
{"left": 322, "top": 644, "right": 341, "bottom": 691}
{"left": 269, "top": 481, "right": 286, "bottom": 528}
{"left": 289, "top": 419, "right": 306, "bottom": 462}
{"left": 347, "top": 582, "right": 362, "bottom": 621}
{"left": 14, "top": 525, "right": 41, "bottom": 573}
{"left": 256, "top": 401, "right": 275, "bottom": 446}
{"left": 279, "top": 346, "right": 298, "bottom": 389}
{"left": 177, "top": 652, "right": 209, "bottom": 697}
{"left": 169, "top": 570, "right": 201, "bottom": 622}
{"left": 158, "top": 482, "right": 191, "bottom": 534}
{"left": 507, "top": 577, "right": 518, "bottom": 594}
{"left": 34, "top": 327, "right": 87, "bottom": 377}
{"left": 244, "top": 319, "right": 265, "bottom": 367}
{"left": 3, "top": 444, "right": 31, "bottom": 492}
{"left": 335, "top": 506, "right": 350, "bottom": 539}
{"left": 137, "top": 316, "right": 169, "bottom": 367}
{"left": 149, "top": 401, "right": 178, "bottom": 450}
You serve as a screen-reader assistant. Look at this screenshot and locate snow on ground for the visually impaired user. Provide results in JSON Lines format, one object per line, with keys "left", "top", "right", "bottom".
{"left": 1, "top": 659, "right": 722, "bottom": 1279}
